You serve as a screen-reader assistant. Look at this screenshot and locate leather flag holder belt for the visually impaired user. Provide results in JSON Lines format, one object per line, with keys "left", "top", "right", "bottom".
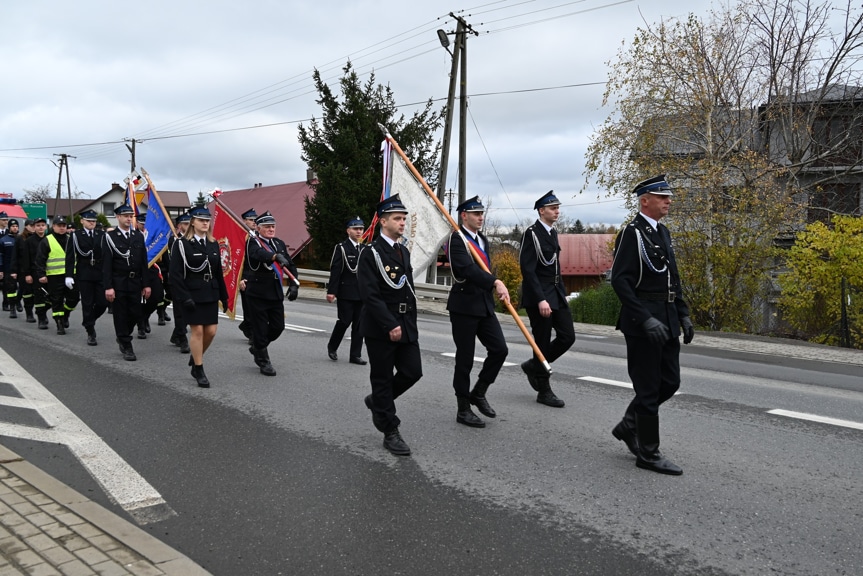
{"left": 637, "top": 291, "right": 676, "bottom": 302}
{"left": 389, "top": 302, "right": 414, "bottom": 314}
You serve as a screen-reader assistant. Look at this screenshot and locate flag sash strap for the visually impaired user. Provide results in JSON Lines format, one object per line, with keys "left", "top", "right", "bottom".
{"left": 377, "top": 123, "right": 552, "bottom": 374}
{"left": 463, "top": 233, "right": 490, "bottom": 268}
{"left": 251, "top": 236, "right": 284, "bottom": 283}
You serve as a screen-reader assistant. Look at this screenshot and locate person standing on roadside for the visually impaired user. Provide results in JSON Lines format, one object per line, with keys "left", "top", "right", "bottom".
{"left": 610, "top": 174, "right": 693, "bottom": 476}
{"left": 357, "top": 195, "right": 422, "bottom": 457}
{"left": 326, "top": 216, "right": 367, "bottom": 365}
{"left": 446, "top": 196, "right": 510, "bottom": 428}
{"left": 518, "top": 190, "right": 573, "bottom": 408}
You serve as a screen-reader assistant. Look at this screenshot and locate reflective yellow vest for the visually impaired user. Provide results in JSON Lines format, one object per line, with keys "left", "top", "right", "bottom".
{"left": 45, "top": 234, "right": 66, "bottom": 276}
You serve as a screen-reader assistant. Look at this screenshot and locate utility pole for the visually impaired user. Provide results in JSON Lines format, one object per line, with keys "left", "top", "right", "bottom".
{"left": 125, "top": 138, "right": 137, "bottom": 173}
{"left": 53, "top": 153, "right": 76, "bottom": 219}
{"left": 436, "top": 14, "right": 478, "bottom": 207}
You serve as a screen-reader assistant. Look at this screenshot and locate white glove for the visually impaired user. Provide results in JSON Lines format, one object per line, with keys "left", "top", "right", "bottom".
{"left": 65, "top": 277, "right": 75, "bottom": 289}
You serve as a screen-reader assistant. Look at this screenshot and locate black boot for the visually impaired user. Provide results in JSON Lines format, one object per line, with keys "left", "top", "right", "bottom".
{"left": 469, "top": 380, "right": 496, "bottom": 418}
{"left": 520, "top": 358, "right": 544, "bottom": 391}
{"left": 9, "top": 307, "right": 17, "bottom": 319}
{"left": 144, "top": 318, "right": 151, "bottom": 333}
{"left": 383, "top": 428, "right": 411, "bottom": 456}
{"left": 25, "top": 307, "right": 36, "bottom": 323}
{"left": 536, "top": 378, "right": 565, "bottom": 408}
{"left": 157, "top": 309, "right": 166, "bottom": 326}
{"left": 16, "top": 302, "right": 23, "bottom": 312}
{"left": 37, "top": 311, "right": 49, "bottom": 330}
{"left": 250, "top": 346, "right": 276, "bottom": 376}
{"left": 191, "top": 364, "right": 210, "bottom": 388}
{"left": 86, "top": 327, "right": 97, "bottom": 346}
{"left": 137, "top": 321, "right": 147, "bottom": 339}
{"left": 456, "top": 397, "right": 485, "bottom": 428}
{"left": 612, "top": 412, "right": 638, "bottom": 457}
{"left": 635, "top": 414, "right": 682, "bottom": 476}
{"left": 63, "top": 313, "right": 69, "bottom": 328}
{"left": 118, "top": 341, "right": 136, "bottom": 361}
{"left": 55, "top": 318, "right": 66, "bottom": 335}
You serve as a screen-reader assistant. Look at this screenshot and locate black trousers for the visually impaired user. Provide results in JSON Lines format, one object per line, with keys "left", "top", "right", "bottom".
{"left": 247, "top": 296, "right": 285, "bottom": 349}
{"left": 46, "top": 276, "right": 79, "bottom": 319}
{"left": 450, "top": 312, "right": 508, "bottom": 397}
{"left": 623, "top": 333, "right": 680, "bottom": 417}
{"left": 2, "top": 275, "right": 18, "bottom": 306}
{"left": 141, "top": 280, "right": 165, "bottom": 320}
{"left": 365, "top": 337, "right": 422, "bottom": 433}
{"left": 525, "top": 299, "right": 575, "bottom": 364}
{"left": 19, "top": 279, "right": 33, "bottom": 311}
{"left": 327, "top": 299, "right": 363, "bottom": 358}
{"left": 77, "top": 278, "right": 107, "bottom": 329}
{"left": 112, "top": 290, "right": 144, "bottom": 345}
{"left": 171, "top": 299, "right": 188, "bottom": 339}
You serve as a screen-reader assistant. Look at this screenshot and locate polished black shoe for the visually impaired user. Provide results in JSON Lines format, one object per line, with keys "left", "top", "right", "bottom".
{"left": 612, "top": 421, "right": 639, "bottom": 457}
{"left": 86, "top": 329, "right": 97, "bottom": 346}
{"left": 469, "top": 380, "right": 496, "bottom": 418}
{"left": 349, "top": 356, "right": 367, "bottom": 365}
{"left": 456, "top": 398, "right": 485, "bottom": 428}
{"left": 122, "top": 346, "right": 137, "bottom": 361}
{"left": 180, "top": 340, "right": 191, "bottom": 354}
{"left": 327, "top": 349, "right": 338, "bottom": 361}
{"left": 163, "top": 311, "right": 171, "bottom": 322}
{"left": 635, "top": 414, "right": 682, "bottom": 475}
{"left": 137, "top": 327, "right": 147, "bottom": 339}
{"left": 157, "top": 310, "right": 166, "bottom": 326}
{"left": 170, "top": 334, "right": 182, "bottom": 346}
{"left": 520, "top": 360, "right": 541, "bottom": 392}
{"left": 55, "top": 319, "right": 66, "bottom": 335}
{"left": 25, "top": 312, "right": 36, "bottom": 323}
{"left": 191, "top": 365, "right": 210, "bottom": 388}
{"left": 188, "top": 355, "right": 194, "bottom": 367}
{"left": 536, "top": 389, "right": 565, "bottom": 408}
{"left": 16, "top": 303, "right": 23, "bottom": 312}
{"left": 9, "top": 309, "right": 17, "bottom": 319}
{"left": 383, "top": 428, "right": 411, "bottom": 456}
{"left": 364, "top": 395, "right": 385, "bottom": 432}
{"left": 37, "top": 316, "right": 48, "bottom": 330}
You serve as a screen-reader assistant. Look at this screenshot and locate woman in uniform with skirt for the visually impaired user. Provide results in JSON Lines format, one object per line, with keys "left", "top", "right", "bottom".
{"left": 169, "top": 206, "right": 228, "bottom": 388}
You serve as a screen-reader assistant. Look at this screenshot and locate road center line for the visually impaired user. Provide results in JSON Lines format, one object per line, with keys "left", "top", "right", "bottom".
{"left": 767, "top": 409, "right": 863, "bottom": 431}
{"left": 440, "top": 352, "right": 517, "bottom": 367}
{"left": 578, "top": 376, "right": 632, "bottom": 388}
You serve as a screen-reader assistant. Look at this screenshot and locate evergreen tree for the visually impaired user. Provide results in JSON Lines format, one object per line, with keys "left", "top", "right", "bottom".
{"left": 299, "top": 62, "right": 443, "bottom": 268}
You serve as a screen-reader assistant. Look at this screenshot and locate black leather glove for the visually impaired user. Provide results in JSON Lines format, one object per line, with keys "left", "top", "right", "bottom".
{"left": 681, "top": 316, "right": 695, "bottom": 344}
{"left": 287, "top": 284, "right": 299, "bottom": 301}
{"left": 183, "top": 298, "right": 196, "bottom": 311}
{"left": 275, "top": 254, "right": 290, "bottom": 268}
{"left": 221, "top": 299, "right": 229, "bottom": 312}
{"left": 642, "top": 317, "right": 671, "bottom": 345}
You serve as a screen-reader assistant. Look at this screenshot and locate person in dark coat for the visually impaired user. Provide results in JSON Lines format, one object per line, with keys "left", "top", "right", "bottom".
{"left": 0, "top": 218, "right": 19, "bottom": 318}
{"left": 519, "top": 191, "right": 574, "bottom": 408}
{"left": 102, "top": 204, "right": 152, "bottom": 361}
{"left": 65, "top": 210, "right": 107, "bottom": 345}
{"left": 169, "top": 207, "right": 229, "bottom": 388}
{"left": 236, "top": 208, "right": 258, "bottom": 343}
{"left": 134, "top": 212, "right": 166, "bottom": 339}
{"left": 325, "top": 216, "right": 367, "bottom": 365}
{"left": 357, "top": 195, "right": 422, "bottom": 456}
{"left": 167, "top": 212, "right": 192, "bottom": 353}
{"left": 610, "top": 175, "right": 693, "bottom": 476}
{"left": 242, "top": 211, "right": 299, "bottom": 376}
{"left": 16, "top": 219, "right": 40, "bottom": 323}
{"left": 446, "top": 196, "right": 510, "bottom": 428}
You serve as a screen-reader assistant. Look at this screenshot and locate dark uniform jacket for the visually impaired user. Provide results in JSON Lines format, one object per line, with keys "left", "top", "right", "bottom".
{"left": 0, "top": 233, "right": 16, "bottom": 275}
{"left": 357, "top": 237, "right": 418, "bottom": 342}
{"left": 446, "top": 228, "right": 497, "bottom": 317}
{"left": 34, "top": 232, "right": 71, "bottom": 278}
{"left": 611, "top": 213, "right": 689, "bottom": 338}
{"left": 327, "top": 239, "right": 362, "bottom": 301}
{"left": 243, "top": 234, "right": 298, "bottom": 301}
{"left": 169, "top": 237, "right": 228, "bottom": 305}
{"left": 19, "top": 234, "right": 42, "bottom": 279}
{"left": 65, "top": 229, "right": 104, "bottom": 283}
{"left": 519, "top": 219, "right": 566, "bottom": 308}
{"left": 102, "top": 228, "right": 150, "bottom": 293}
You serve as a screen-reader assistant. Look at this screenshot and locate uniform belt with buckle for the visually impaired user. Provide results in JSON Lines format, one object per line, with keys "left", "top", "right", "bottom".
{"left": 637, "top": 291, "right": 676, "bottom": 302}
{"left": 127, "top": 271, "right": 136, "bottom": 278}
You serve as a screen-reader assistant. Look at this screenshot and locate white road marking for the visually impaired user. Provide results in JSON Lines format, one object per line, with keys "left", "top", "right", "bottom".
{"left": 440, "top": 352, "right": 517, "bottom": 367}
{"left": 577, "top": 376, "right": 632, "bottom": 388}
{"left": 767, "top": 409, "right": 863, "bottom": 431}
{"left": 219, "top": 312, "right": 325, "bottom": 333}
{"left": 0, "top": 347, "right": 175, "bottom": 524}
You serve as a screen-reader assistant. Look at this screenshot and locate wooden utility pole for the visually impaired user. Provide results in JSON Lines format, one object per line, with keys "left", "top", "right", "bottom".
{"left": 125, "top": 138, "right": 137, "bottom": 172}
{"left": 53, "top": 153, "right": 76, "bottom": 219}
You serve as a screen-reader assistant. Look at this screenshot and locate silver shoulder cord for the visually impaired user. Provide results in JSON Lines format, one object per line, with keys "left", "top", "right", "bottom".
{"left": 531, "top": 228, "right": 557, "bottom": 267}
{"left": 340, "top": 244, "right": 359, "bottom": 274}
{"left": 449, "top": 232, "right": 470, "bottom": 284}
{"left": 72, "top": 232, "right": 93, "bottom": 258}
{"left": 177, "top": 239, "right": 212, "bottom": 280}
{"left": 612, "top": 225, "right": 643, "bottom": 289}
{"left": 370, "top": 246, "right": 416, "bottom": 299}
{"left": 104, "top": 233, "right": 130, "bottom": 266}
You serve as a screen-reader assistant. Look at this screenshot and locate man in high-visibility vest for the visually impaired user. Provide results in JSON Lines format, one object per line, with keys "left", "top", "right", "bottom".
{"left": 35, "top": 215, "right": 79, "bottom": 335}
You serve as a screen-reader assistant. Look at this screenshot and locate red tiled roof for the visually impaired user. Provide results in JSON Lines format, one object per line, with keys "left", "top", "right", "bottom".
{"left": 558, "top": 234, "right": 615, "bottom": 276}
{"left": 207, "top": 182, "right": 315, "bottom": 257}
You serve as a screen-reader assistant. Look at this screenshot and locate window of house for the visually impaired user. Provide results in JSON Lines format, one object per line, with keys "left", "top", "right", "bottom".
{"left": 808, "top": 183, "right": 862, "bottom": 223}
{"left": 102, "top": 202, "right": 114, "bottom": 216}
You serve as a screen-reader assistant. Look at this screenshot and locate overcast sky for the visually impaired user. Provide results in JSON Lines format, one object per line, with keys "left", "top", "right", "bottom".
{"left": 0, "top": 0, "right": 716, "bottom": 226}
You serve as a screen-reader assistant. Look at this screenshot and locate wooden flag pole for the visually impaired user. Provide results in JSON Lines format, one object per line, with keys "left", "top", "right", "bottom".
{"left": 378, "top": 124, "right": 551, "bottom": 374}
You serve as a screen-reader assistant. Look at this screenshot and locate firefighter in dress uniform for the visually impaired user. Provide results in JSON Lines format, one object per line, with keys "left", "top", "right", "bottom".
{"left": 237, "top": 208, "right": 258, "bottom": 343}
{"left": 0, "top": 218, "right": 19, "bottom": 318}
{"left": 65, "top": 209, "right": 107, "bottom": 345}
{"left": 35, "top": 216, "right": 79, "bottom": 335}
{"left": 167, "top": 212, "right": 192, "bottom": 354}
{"left": 610, "top": 175, "right": 694, "bottom": 476}
{"left": 325, "top": 216, "right": 367, "bottom": 365}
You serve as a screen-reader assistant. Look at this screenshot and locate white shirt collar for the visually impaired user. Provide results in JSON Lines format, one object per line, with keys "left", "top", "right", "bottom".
{"left": 639, "top": 212, "right": 658, "bottom": 231}
{"left": 539, "top": 220, "right": 554, "bottom": 234}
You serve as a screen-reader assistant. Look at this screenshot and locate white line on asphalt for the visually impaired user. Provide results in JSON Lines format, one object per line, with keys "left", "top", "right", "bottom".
{"left": 767, "top": 409, "right": 863, "bottom": 431}
{"left": 0, "top": 347, "right": 176, "bottom": 524}
{"left": 218, "top": 312, "right": 325, "bottom": 333}
{"left": 578, "top": 376, "right": 632, "bottom": 388}
{"left": 440, "top": 352, "right": 517, "bottom": 367}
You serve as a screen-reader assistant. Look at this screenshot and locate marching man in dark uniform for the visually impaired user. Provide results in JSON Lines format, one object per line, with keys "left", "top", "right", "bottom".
{"left": 326, "top": 216, "right": 367, "bottom": 365}
{"left": 519, "top": 191, "right": 574, "bottom": 408}
{"left": 65, "top": 209, "right": 107, "bottom": 345}
{"left": 168, "top": 212, "right": 192, "bottom": 354}
{"left": 237, "top": 208, "right": 258, "bottom": 343}
{"left": 447, "top": 196, "right": 510, "bottom": 428}
{"left": 357, "top": 195, "right": 422, "bottom": 456}
{"left": 35, "top": 216, "right": 79, "bottom": 335}
{"left": 102, "top": 204, "right": 152, "bottom": 361}
{"left": 0, "top": 218, "right": 19, "bottom": 318}
{"left": 20, "top": 218, "right": 47, "bottom": 326}
{"left": 242, "top": 211, "right": 299, "bottom": 376}
{"left": 610, "top": 175, "right": 693, "bottom": 476}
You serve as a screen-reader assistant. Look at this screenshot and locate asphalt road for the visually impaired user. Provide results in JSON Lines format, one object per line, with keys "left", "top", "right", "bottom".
{"left": 0, "top": 298, "right": 861, "bottom": 575}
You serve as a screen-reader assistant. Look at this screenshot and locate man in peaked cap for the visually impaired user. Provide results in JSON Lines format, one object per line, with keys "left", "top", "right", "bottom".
{"left": 166, "top": 211, "right": 192, "bottom": 354}
{"left": 519, "top": 190, "right": 573, "bottom": 408}
{"left": 242, "top": 210, "right": 299, "bottom": 376}
{"left": 237, "top": 208, "right": 259, "bottom": 343}
{"left": 357, "top": 194, "right": 422, "bottom": 456}
{"left": 0, "top": 212, "right": 8, "bottom": 238}
{"left": 609, "top": 174, "right": 693, "bottom": 476}
{"left": 325, "top": 215, "right": 367, "bottom": 364}
{"left": 34, "top": 215, "right": 78, "bottom": 335}
{"left": 65, "top": 209, "right": 107, "bottom": 345}
{"left": 446, "top": 195, "right": 510, "bottom": 428}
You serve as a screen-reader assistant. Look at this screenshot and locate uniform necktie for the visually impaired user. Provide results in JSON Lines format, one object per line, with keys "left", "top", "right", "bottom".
{"left": 394, "top": 242, "right": 403, "bottom": 262}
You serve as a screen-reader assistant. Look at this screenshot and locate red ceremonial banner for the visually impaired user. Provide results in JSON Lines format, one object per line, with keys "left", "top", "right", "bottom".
{"left": 212, "top": 202, "right": 247, "bottom": 319}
